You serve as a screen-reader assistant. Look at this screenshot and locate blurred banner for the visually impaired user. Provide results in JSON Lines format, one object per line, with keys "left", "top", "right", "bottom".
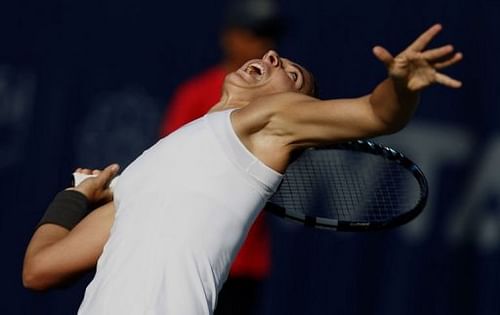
{"left": 1, "top": 0, "right": 498, "bottom": 314}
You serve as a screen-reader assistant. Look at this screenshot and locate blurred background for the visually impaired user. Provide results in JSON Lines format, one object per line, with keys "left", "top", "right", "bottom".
{"left": 1, "top": 0, "right": 499, "bottom": 314}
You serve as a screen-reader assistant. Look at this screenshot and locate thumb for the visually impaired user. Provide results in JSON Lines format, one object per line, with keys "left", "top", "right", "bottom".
{"left": 372, "top": 46, "right": 394, "bottom": 67}
{"left": 94, "top": 164, "right": 120, "bottom": 188}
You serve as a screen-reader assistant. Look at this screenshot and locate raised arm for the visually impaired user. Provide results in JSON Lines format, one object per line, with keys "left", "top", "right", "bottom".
{"left": 22, "top": 164, "right": 119, "bottom": 290}
{"left": 239, "top": 24, "right": 462, "bottom": 150}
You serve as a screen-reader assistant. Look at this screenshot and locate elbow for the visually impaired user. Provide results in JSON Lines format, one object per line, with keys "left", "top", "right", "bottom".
{"left": 22, "top": 258, "right": 54, "bottom": 291}
{"left": 23, "top": 276, "right": 44, "bottom": 291}
{"left": 22, "top": 272, "right": 44, "bottom": 291}
{"left": 22, "top": 266, "right": 45, "bottom": 291}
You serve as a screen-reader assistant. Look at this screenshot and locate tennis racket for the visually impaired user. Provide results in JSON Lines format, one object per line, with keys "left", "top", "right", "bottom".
{"left": 265, "top": 140, "right": 428, "bottom": 231}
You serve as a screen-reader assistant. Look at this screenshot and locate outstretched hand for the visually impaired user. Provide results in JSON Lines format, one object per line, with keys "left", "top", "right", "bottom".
{"left": 372, "top": 24, "right": 463, "bottom": 91}
{"left": 69, "top": 164, "right": 120, "bottom": 205}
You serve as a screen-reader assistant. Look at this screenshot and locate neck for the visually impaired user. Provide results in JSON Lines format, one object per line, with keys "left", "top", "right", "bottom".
{"left": 208, "top": 92, "right": 249, "bottom": 113}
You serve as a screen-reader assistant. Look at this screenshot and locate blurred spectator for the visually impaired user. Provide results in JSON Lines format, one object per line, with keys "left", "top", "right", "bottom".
{"left": 159, "top": 1, "right": 285, "bottom": 314}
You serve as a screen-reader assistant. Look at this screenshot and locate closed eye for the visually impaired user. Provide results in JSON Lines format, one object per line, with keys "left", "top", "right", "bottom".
{"left": 288, "top": 71, "right": 298, "bottom": 81}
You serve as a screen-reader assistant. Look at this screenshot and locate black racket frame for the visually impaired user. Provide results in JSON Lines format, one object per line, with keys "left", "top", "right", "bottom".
{"left": 264, "top": 140, "right": 429, "bottom": 231}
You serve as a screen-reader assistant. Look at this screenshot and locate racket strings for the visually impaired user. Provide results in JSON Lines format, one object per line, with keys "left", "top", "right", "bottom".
{"left": 269, "top": 149, "right": 421, "bottom": 223}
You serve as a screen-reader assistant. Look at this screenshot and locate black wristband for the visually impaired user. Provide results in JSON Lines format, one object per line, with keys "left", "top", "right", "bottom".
{"left": 37, "top": 190, "right": 90, "bottom": 230}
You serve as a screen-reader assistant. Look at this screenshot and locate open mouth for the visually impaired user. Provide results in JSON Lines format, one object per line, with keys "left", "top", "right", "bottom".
{"left": 244, "top": 62, "right": 265, "bottom": 77}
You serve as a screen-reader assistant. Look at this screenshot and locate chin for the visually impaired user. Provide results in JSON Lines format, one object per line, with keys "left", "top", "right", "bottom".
{"left": 224, "top": 74, "right": 255, "bottom": 94}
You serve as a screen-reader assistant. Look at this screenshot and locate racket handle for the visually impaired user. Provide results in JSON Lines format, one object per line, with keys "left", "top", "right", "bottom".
{"left": 72, "top": 173, "right": 119, "bottom": 191}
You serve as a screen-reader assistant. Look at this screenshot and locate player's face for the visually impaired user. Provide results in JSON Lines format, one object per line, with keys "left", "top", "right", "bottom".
{"left": 223, "top": 50, "right": 315, "bottom": 100}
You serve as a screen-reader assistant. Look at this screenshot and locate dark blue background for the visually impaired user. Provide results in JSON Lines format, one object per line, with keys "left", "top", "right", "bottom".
{"left": 1, "top": 0, "right": 499, "bottom": 314}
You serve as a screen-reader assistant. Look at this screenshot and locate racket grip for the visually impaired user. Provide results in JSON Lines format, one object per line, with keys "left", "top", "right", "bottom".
{"left": 72, "top": 173, "right": 119, "bottom": 191}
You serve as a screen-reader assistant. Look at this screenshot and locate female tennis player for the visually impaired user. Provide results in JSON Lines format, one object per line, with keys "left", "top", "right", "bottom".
{"left": 23, "top": 24, "right": 461, "bottom": 314}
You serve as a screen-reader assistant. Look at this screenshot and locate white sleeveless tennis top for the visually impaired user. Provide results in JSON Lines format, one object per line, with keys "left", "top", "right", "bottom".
{"left": 78, "top": 109, "right": 283, "bottom": 315}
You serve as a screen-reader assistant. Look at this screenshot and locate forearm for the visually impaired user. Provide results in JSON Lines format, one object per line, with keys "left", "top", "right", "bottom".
{"left": 23, "top": 202, "right": 114, "bottom": 290}
{"left": 23, "top": 225, "right": 73, "bottom": 290}
{"left": 23, "top": 164, "right": 119, "bottom": 290}
{"left": 368, "top": 77, "right": 420, "bottom": 133}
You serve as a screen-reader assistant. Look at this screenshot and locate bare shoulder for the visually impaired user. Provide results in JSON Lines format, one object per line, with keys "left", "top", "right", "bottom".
{"left": 231, "top": 92, "right": 317, "bottom": 134}
{"left": 230, "top": 92, "right": 319, "bottom": 172}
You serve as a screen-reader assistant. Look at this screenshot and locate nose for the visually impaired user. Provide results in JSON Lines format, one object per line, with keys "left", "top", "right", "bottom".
{"left": 263, "top": 50, "right": 281, "bottom": 67}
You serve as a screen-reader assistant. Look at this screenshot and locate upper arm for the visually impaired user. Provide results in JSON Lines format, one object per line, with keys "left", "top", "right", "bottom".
{"left": 236, "top": 92, "right": 387, "bottom": 149}
{"left": 23, "top": 202, "right": 115, "bottom": 290}
{"left": 275, "top": 95, "right": 388, "bottom": 147}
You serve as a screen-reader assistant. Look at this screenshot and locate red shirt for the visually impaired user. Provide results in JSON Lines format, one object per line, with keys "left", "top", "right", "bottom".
{"left": 159, "top": 65, "right": 271, "bottom": 278}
